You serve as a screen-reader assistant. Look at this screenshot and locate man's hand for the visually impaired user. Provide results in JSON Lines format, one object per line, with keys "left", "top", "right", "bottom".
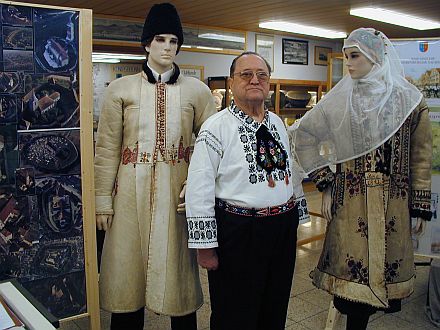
{"left": 96, "top": 214, "right": 113, "bottom": 231}
{"left": 177, "top": 182, "right": 186, "bottom": 214}
{"left": 322, "top": 186, "right": 332, "bottom": 222}
{"left": 197, "top": 248, "right": 219, "bottom": 271}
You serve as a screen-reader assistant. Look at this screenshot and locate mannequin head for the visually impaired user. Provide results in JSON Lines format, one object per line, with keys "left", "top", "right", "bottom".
{"left": 343, "top": 28, "right": 387, "bottom": 79}
{"left": 145, "top": 34, "right": 178, "bottom": 73}
{"left": 344, "top": 47, "right": 374, "bottom": 79}
{"left": 140, "top": 3, "right": 184, "bottom": 71}
{"left": 343, "top": 28, "right": 386, "bottom": 65}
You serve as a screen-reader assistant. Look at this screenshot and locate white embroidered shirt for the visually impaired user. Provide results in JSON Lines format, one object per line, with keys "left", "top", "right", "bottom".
{"left": 186, "top": 104, "right": 307, "bottom": 249}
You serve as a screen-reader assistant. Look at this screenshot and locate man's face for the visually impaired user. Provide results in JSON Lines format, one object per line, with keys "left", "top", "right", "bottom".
{"left": 145, "top": 34, "right": 178, "bottom": 73}
{"left": 230, "top": 55, "right": 270, "bottom": 106}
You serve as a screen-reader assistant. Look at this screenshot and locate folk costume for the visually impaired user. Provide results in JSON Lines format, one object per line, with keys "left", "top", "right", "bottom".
{"left": 94, "top": 2, "right": 216, "bottom": 323}
{"left": 289, "top": 28, "right": 432, "bottom": 319}
{"left": 186, "top": 101, "right": 308, "bottom": 330}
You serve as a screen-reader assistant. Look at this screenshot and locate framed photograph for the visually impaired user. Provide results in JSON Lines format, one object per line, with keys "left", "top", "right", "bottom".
{"left": 315, "top": 46, "right": 332, "bottom": 66}
{"left": 180, "top": 65, "right": 204, "bottom": 81}
{"left": 282, "top": 39, "right": 308, "bottom": 65}
{"left": 93, "top": 16, "right": 246, "bottom": 55}
{"left": 93, "top": 16, "right": 143, "bottom": 44}
{"left": 255, "top": 34, "right": 274, "bottom": 70}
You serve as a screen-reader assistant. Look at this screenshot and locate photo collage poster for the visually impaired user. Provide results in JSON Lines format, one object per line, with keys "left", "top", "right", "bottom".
{"left": 0, "top": 4, "right": 86, "bottom": 319}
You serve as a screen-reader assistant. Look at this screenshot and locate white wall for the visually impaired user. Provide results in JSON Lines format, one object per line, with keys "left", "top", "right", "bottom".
{"left": 175, "top": 32, "right": 342, "bottom": 81}
{"left": 175, "top": 51, "right": 236, "bottom": 79}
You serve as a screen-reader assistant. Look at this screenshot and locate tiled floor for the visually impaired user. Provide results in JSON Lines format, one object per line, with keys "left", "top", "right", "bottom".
{"left": 61, "top": 189, "right": 439, "bottom": 329}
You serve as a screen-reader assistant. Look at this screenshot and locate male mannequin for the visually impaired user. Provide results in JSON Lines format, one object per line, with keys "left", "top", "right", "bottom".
{"left": 94, "top": 3, "right": 216, "bottom": 329}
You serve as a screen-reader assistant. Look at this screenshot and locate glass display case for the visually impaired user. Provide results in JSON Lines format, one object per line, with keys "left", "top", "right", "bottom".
{"left": 271, "top": 79, "right": 327, "bottom": 127}
{"left": 206, "top": 77, "right": 327, "bottom": 126}
{"left": 327, "top": 52, "right": 345, "bottom": 90}
{"left": 207, "top": 76, "right": 231, "bottom": 110}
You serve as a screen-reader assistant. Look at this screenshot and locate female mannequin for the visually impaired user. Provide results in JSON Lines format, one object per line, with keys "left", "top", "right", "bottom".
{"left": 290, "top": 28, "right": 432, "bottom": 329}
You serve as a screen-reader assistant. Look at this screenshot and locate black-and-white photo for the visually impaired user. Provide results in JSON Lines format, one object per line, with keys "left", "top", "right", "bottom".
{"left": 282, "top": 38, "right": 308, "bottom": 65}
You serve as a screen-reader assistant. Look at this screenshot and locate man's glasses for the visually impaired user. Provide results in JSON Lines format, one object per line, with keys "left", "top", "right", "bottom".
{"left": 232, "top": 70, "right": 270, "bottom": 82}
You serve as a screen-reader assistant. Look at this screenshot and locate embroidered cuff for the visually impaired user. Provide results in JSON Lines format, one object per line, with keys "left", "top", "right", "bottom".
{"left": 95, "top": 195, "right": 114, "bottom": 215}
{"left": 187, "top": 216, "right": 218, "bottom": 248}
{"left": 309, "top": 167, "right": 335, "bottom": 192}
{"left": 410, "top": 189, "right": 432, "bottom": 221}
{"left": 296, "top": 196, "right": 310, "bottom": 223}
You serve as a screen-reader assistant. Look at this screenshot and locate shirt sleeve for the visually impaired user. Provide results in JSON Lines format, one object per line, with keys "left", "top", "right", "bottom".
{"left": 186, "top": 125, "right": 223, "bottom": 248}
{"left": 409, "top": 99, "right": 432, "bottom": 220}
{"left": 94, "top": 81, "right": 124, "bottom": 215}
{"left": 192, "top": 80, "right": 217, "bottom": 136}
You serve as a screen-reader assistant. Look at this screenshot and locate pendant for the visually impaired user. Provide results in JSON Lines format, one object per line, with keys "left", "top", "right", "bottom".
{"left": 285, "top": 174, "right": 289, "bottom": 185}
{"left": 268, "top": 175, "right": 276, "bottom": 188}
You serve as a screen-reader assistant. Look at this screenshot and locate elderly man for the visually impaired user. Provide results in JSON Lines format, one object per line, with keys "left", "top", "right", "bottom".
{"left": 186, "top": 51, "right": 307, "bottom": 330}
{"left": 94, "top": 3, "right": 215, "bottom": 330}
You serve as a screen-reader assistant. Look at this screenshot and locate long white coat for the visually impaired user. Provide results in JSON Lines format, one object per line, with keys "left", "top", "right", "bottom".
{"left": 94, "top": 71, "right": 216, "bottom": 315}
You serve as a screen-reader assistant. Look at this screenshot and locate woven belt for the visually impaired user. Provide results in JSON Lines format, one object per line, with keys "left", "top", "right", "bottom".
{"left": 215, "top": 196, "right": 297, "bottom": 217}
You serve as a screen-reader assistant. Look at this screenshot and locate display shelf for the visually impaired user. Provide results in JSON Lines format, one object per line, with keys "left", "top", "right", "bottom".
{"left": 206, "top": 77, "right": 326, "bottom": 120}
{"left": 271, "top": 78, "right": 326, "bottom": 115}
{"left": 206, "top": 76, "right": 231, "bottom": 110}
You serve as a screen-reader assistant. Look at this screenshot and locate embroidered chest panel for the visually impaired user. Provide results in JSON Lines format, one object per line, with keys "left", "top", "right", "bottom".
{"left": 230, "top": 106, "right": 291, "bottom": 185}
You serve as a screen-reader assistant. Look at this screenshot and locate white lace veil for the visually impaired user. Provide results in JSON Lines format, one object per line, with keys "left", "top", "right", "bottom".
{"left": 289, "top": 28, "right": 422, "bottom": 175}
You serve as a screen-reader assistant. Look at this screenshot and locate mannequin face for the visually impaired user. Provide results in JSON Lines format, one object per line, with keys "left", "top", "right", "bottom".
{"left": 344, "top": 47, "right": 374, "bottom": 79}
{"left": 145, "top": 34, "right": 178, "bottom": 74}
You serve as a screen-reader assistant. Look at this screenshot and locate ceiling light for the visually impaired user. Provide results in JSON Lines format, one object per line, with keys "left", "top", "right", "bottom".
{"left": 350, "top": 7, "right": 440, "bottom": 30}
{"left": 259, "top": 22, "right": 347, "bottom": 39}
{"left": 92, "top": 52, "right": 145, "bottom": 61}
{"left": 92, "top": 58, "right": 120, "bottom": 63}
{"left": 198, "top": 33, "right": 245, "bottom": 43}
{"left": 181, "top": 45, "right": 192, "bottom": 48}
{"left": 196, "top": 46, "right": 223, "bottom": 51}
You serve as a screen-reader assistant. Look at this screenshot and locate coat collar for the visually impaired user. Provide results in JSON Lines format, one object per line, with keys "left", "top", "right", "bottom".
{"left": 142, "top": 61, "right": 180, "bottom": 84}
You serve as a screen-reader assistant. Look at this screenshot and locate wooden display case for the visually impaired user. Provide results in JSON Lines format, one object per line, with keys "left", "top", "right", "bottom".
{"left": 207, "top": 76, "right": 232, "bottom": 110}
{"left": 207, "top": 76, "right": 327, "bottom": 123}
{"left": 326, "top": 52, "right": 345, "bottom": 90}
{"left": 206, "top": 77, "right": 326, "bottom": 121}
{"left": 270, "top": 79, "right": 327, "bottom": 124}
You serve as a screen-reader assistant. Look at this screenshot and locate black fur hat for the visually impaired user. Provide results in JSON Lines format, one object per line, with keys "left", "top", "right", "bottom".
{"left": 141, "top": 3, "right": 184, "bottom": 52}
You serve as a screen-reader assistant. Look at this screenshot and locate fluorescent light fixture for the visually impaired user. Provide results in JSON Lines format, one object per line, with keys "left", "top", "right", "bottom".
{"left": 259, "top": 21, "right": 347, "bottom": 39}
{"left": 350, "top": 7, "right": 440, "bottom": 30}
{"left": 92, "top": 52, "right": 145, "bottom": 61}
{"left": 198, "top": 33, "right": 245, "bottom": 43}
{"left": 181, "top": 45, "right": 192, "bottom": 48}
{"left": 92, "top": 58, "right": 120, "bottom": 63}
{"left": 196, "top": 46, "right": 223, "bottom": 51}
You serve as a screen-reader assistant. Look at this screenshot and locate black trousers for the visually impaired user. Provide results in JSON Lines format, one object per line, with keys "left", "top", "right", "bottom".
{"left": 208, "top": 206, "right": 299, "bottom": 330}
{"left": 110, "top": 308, "right": 197, "bottom": 330}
